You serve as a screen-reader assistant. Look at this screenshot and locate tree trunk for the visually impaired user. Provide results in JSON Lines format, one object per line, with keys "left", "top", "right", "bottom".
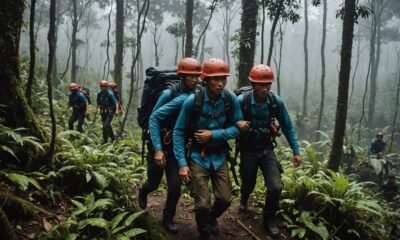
{"left": 238, "top": 0, "right": 259, "bottom": 87}
{"left": 103, "top": 2, "right": 112, "bottom": 80}
{"left": 367, "top": 0, "right": 383, "bottom": 128}
{"left": 200, "top": 32, "right": 206, "bottom": 63}
{"left": 224, "top": 6, "right": 231, "bottom": 69}
{"left": 152, "top": 23, "right": 160, "bottom": 66}
{"left": 47, "top": 0, "right": 56, "bottom": 161}
{"left": 184, "top": 0, "right": 194, "bottom": 57}
{"left": 26, "top": 0, "right": 36, "bottom": 107}
{"left": 51, "top": 1, "right": 62, "bottom": 87}
{"left": 174, "top": 38, "right": 179, "bottom": 66}
{"left": 0, "top": 0, "right": 49, "bottom": 161}
{"left": 194, "top": 0, "right": 217, "bottom": 58}
{"left": 317, "top": 0, "right": 327, "bottom": 138}
{"left": 389, "top": 51, "right": 400, "bottom": 152}
{"left": 327, "top": 0, "right": 356, "bottom": 172}
{"left": 349, "top": 30, "right": 361, "bottom": 104}
{"left": 115, "top": 0, "right": 124, "bottom": 93}
{"left": 71, "top": 0, "right": 78, "bottom": 83}
{"left": 266, "top": 0, "right": 283, "bottom": 66}
{"left": 276, "top": 22, "right": 284, "bottom": 96}
{"left": 260, "top": 0, "right": 266, "bottom": 63}
{"left": 302, "top": 0, "right": 309, "bottom": 118}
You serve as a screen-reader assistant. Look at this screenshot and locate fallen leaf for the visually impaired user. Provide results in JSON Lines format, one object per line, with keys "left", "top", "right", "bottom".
{"left": 43, "top": 218, "right": 52, "bottom": 232}
{"left": 56, "top": 215, "right": 66, "bottom": 222}
{"left": 28, "top": 233, "right": 36, "bottom": 239}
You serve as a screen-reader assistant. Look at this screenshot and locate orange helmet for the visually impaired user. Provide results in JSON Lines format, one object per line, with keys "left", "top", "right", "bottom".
{"left": 100, "top": 80, "right": 108, "bottom": 87}
{"left": 249, "top": 64, "right": 275, "bottom": 83}
{"left": 200, "top": 58, "right": 230, "bottom": 80}
{"left": 177, "top": 58, "right": 202, "bottom": 75}
{"left": 69, "top": 83, "right": 78, "bottom": 90}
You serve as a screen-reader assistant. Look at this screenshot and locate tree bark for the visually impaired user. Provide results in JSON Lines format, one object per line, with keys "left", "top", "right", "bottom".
{"left": 174, "top": 38, "right": 179, "bottom": 66}
{"left": 51, "top": 1, "right": 62, "bottom": 87}
{"left": 26, "top": 0, "right": 37, "bottom": 107}
{"left": 260, "top": 0, "right": 266, "bottom": 63}
{"left": 302, "top": 0, "right": 309, "bottom": 117}
{"left": 328, "top": 0, "right": 356, "bottom": 172}
{"left": 200, "top": 32, "right": 206, "bottom": 63}
{"left": 71, "top": 0, "right": 78, "bottom": 83}
{"left": 194, "top": 0, "right": 217, "bottom": 58}
{"left": 238, "top": 0, "right": 259, "bottom": 87}
{"left": 349, "top": 31, "right": 361, "bottom": 104}
{"left": 389, "top": 50, "right": 400, "bottom": 152}
{"left": 115, "top": 0, "right": 124, "bottom": 93}
{"left": 47, "top": 0, "right": 56, "bottom": 161}
{"left": 267, "top": 0, "right": 283, "bottom": 66}
{"left": 184, "top": 0, "right": 194, "bottom": 57}
{"left": 317, "top": 0, "right": 327, "bottom": 138}
{"left": 103, "top": 2, "right": 112, "bottom": 80}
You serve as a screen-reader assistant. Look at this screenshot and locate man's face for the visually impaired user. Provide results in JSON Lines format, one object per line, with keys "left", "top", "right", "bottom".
{"left": 182, "top": 74, "right": 199, "bottom": 90}
{"left": 377, "top": 135, "right": 383, "bottom": 141}
{"left": 389, "top": 178, "right": 396, "bottom": 185}
{"left": 252, "top": 82, "right": 272, "bottom": 98}
{"left": 206, "top": 76, "right": 227, "bottom": 95}
{"left": 101, "top": 86, "right": 107, "bottom": 92}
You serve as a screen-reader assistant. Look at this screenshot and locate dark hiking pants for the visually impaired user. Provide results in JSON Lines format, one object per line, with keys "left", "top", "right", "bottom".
{"left": 140, "top": 148, "right": 181, "bottom": 221}
{"left": 100, "top": 109, "right": 115, "bottom": 143}
{"left": 239, "top": 146, "right": 283, "bottom": 220}
{"left": 69, "top": 109, "right": 85, "bottom": 132}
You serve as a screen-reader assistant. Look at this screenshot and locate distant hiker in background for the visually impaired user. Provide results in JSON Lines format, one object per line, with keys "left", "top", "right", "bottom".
{"left": 369, "top": 132, "right": 387, "bottom": 157}
{"left": 236, "top": 64, "right": 301, "bottom": 238}
{"left": 64, "top": 83, "right": 89, "bottom": 132}
{"left": 138, "top": 58, "right": 202, "bottom": 233}
{"left": 382, "top": 175, "right": 399, "bottom": 202}
{"left": 109, "top": 82, "right": 125, "bottom": 117}
{"left": 95, "top": 80, "right": 118, "bottom": 144}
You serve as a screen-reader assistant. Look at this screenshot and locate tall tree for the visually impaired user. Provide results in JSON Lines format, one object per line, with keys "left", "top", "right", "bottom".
{"left": 238, "top": 0, "right": 259, "bottom": 87}
{"left": 47, "top": 0, "right": 56, "bottom": 160}
{"left": 317, "top": 0, "right": 327, "bottom": 138}
{"left": 260, "top": 0, "right": 268, "bottom": 63}
{"left": 193, "top": 0, "right": 218, "bottom": 58}
{"left": 185, "top": 0, "right": 194, "bottom": 57}
{"left": 389, "top": 49, "right": 400, "bottom": 152}
{"left": 71, "top": 0, "right": 78, "bottom": 82}
{"left": 302, "top": 0, "right": 309, "bottom": 118}
{"left": 0, "top": 0, "right": 49, "bottom": 162}
{"left": 219, "top": 0, "right": 240, "bottom": 69}
{"left": 115, "top": 0, "right": 124, "bottom": 92}
{"left": 266, "top": 0, "right": 283, "bottom": 65}
{"left": 26, "top": 0, "right": 37, "bottom": 107}
{"left": 166, "top": 21, "right": 185, "bottom": 65}
{"left": 102, "top": 1, "right": 112, "bottom": 80}
{"left": 327, "top": 0, "right": 357, "bottom": 172}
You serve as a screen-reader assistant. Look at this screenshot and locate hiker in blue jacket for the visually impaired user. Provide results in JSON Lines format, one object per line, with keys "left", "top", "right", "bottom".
{"left": 173, "top": 58, "right": 243, "bottom": 239}
{"left": 138, "top": 58, "right": 202, "bottom": 233}
{"left": 95, "top": 80, "right": 118, "bottom": 144}
{"left": 369, "top": 132, "right": 387, "bottom": 156}
{"left": 236, "top": 64, "right": 301, "bottom": 237}
{"left": 65, "top": 83, "right": 89, "bottom": 132}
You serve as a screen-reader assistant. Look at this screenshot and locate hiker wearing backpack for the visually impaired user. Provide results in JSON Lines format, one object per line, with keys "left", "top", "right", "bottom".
{"left": 95, "top": 80, "right": 118, "bottom": 144}
{"left": 64, "top": 83, "right": 89, "bottom": 132}
{"left": 235, "top": 64, "right": 301, "bottom": 237}
{"left": 109, "top": 82, "right": 125, "bottom": 116}
{"left": 173, "top": 58, "right": 243, "bottom": 239}
{"left": 138, "top": 58, "right": 202, "bottom": 233}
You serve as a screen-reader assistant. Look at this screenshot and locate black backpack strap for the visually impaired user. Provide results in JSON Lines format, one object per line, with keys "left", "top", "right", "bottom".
{"left": 223, "top": 89, "right": 232, "bottom": 125}
{"left": 241, "top": 90, "right": 252, "bottom": 121}
{"left": 267, "top": 91, "right": 279, "bottom": 120}
{"left": 169, "top": 82, "right": 180, "bottom": 99}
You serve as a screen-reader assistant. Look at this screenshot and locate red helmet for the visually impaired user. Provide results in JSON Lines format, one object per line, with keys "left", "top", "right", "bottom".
{"left": 177, "top": 58, "right": 202, "bottom": 75}
{"left": 249, "top": 64, "right": 275, "bottom": 83}
{"left": 200, "top": 58, "right": 230, "bottom": 80}
{"left": 100, "top": 80, "right": 108, "bottom": 87}
{"left": 69, "top": 83, "right": 78, "bottom": 90}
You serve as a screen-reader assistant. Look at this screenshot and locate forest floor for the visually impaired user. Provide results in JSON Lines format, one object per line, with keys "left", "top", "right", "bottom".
{"left": 143, "top": 188, "right": 289, "bottom": 240}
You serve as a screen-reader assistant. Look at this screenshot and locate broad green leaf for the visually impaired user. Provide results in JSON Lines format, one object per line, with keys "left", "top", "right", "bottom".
{"left": 85, "top": 171, "right": 92, "bottom": 183}
{"left": 27, "top": 177, "right": 42, "bottom": 190}
{"left": 122, "top": 228, "right": 147, "bottom": 237}
{"left": 124, "top": 211, "right": 145, "bottom": 227}
{"left": 92, "top": 171, "right": 109, "bottom": 189}
{"left": 78, "top": 218, "right": 108, "bottom": 230}
{"left": 111, "top": 212, "right": 129, "bottom": 230}
{"left": 66, "top": 233, "right": 78, "bottom": 240}
{"left": 306, "top": 222, "right": 329, "bottom": 240}
{"left": 0, "top": 145, "right": 19, "bottom": 161}
{"left": 7, "top": 173, "right": 29, "bottom": 191}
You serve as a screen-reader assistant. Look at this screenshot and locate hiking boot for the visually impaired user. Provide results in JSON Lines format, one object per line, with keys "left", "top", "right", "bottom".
{"left": 209, "top": 218, "right": 220, "bottom": 235}
{"left": 138, "top": 186, "right": 147, "bottom": 209}
{"left": 163, "top": 217, "right": 178, "bottom": 233}
{"left": 264, "top": 217, "right": 280, "bottom": 238}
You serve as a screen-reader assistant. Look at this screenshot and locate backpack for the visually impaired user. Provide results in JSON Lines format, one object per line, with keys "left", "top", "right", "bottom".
{"left": 137, "top": 67, "right": 181, "bottom": 130}
{"left": 79, "top": 87, "right": 91, "bottom": 105}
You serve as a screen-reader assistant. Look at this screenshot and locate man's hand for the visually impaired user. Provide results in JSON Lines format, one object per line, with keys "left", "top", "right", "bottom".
{"left": 179, "top": 166, "right": 190, "bottom": 183}
{"left": 236, "top": 120, "right": 250, "bottom": 133}
{"left": 293, "top": 155, "right": 301, "bottom": 167}
{"left": 154, "top": 150, "right": 166, "bottom": 168}
{"left": 194, "top": 130, "right": 212, "bottom": 144}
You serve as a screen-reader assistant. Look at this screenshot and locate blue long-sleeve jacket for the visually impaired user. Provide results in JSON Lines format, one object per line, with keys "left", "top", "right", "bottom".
{"left": 173, "top": 88, "right": 243, "bottom": 170}
{"left": 149, "top": 93, "right": 191, "bottom": 152}
{"left": 69, "top": 90, "right": 87, "bottom": 108}
{"left": 237, "top": 91, "right": 300, "bottom": 155}
{"left": 148, "top": 82, "right": 192, "bottom": 152}
{"left": 96, "top": 89, "right": 117, "bottom": 107}
{"left": 369, "top": 139, "right": 387, "bottom": 154}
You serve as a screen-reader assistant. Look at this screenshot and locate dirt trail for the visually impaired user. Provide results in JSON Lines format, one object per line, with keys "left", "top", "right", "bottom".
{"left": 146, "top": 192, "right": 288, "bottom": 240}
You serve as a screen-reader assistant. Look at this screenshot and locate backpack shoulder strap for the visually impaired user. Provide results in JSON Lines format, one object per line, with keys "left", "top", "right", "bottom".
{"left": 267, "top": 91, "right": 279, "bottom": 120}
{"left": 189, "top": 87, "right": 204, "bottom": 135}
{"left": 169, "top": 82, "right": 180, "bottom": 99}
{"left": 242, "top": 90, "right": 252, "bottom": 121}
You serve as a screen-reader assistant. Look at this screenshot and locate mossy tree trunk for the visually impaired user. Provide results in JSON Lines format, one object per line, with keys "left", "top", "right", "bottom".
{"left": 0, "top": 0, "right": 49, "bottom": 167}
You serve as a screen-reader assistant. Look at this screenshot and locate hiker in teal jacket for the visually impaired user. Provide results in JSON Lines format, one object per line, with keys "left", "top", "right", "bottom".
{"left": 138, "top": 58, "right": 201, "bottom": 233}
{"left": 173, "top": 58, "right": 243, "bottom": 239}
{"left": 236, "top": 64, "right": 301, "bottom": 238}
